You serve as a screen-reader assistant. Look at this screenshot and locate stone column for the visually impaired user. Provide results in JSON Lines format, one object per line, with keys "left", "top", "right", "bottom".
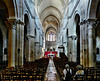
{"left": 82, "top": 23, "right": 86, "bottom": 67}
{"left": 85, "top": 23, "right": 89, "bottom": 67}
{"left": 57, "top": 41, "right": 60, "bottom": 57}
{"left": 18, "top": 20, "right": 24, "bottom": 66}
{"left": 15, "top": 23, "right": 19, "bottom": 67}
{"left": 39, "top": 45, "right": 42, "bottom": 54}
{"left": 80, "top": 21, "right": 89, "bottom": 67}
{"left": 27, "top": 36, "right": 31, "bottom": 61}
{"left": 35, "top": 42, "right": 40, "bottom": 59}
{"left": 27, "top": 35, "right": 35, "bottom": 61}
{"left": 40, "top": 35, "right": 43, "bottom": 56}
{"left": 24, "top": 37, "right": 29, "bottom": 62}
{"left": 43, "top": 33, "right": 45, "bottom": 57}
{"left": 80, "top": 24, "right": 83, "bottom": 65}
{"left": 72, "top": 36, "right": 77, "bottom": 62}
{"left": 88, "top": 19, "right": 96, "bottom": 67}
{"left": 8, "top": 19, "right": 17, "bottom": 68}
{"left": 31, "top": 38, "right": 35, "bottom": 61}
{"left": 68, "top": 36, "right": 72, "bottom": 61}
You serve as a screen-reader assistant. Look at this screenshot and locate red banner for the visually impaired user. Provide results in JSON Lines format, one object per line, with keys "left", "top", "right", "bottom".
{"left": 44, "top": 51, "right": 57, "bottom": 58}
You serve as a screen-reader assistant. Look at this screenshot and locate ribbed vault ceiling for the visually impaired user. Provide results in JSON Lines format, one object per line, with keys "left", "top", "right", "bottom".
{"left": 35, "top": 0, "right": 68, "bottom": 35}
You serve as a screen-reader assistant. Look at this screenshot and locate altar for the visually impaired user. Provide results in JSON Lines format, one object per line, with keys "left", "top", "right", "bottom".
{"left": 44, "top": 51, "right": 57, "bottom": 58}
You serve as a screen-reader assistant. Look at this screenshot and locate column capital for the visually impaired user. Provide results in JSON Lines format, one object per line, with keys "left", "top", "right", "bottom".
{"left": 72, "top": 35, "right": 77, "bottom": 40}
{"left": 35, "top": 42, "right": 40, "bottom": 46}
{"left": 87, "top": 19, "right": 97, "bottom": 29}
{"left": 7, "top": 17, "right": 18, "bottom": 30}
{"left": 68, "top": 35, "right": 77, "bottom": 40}
{"left": 87, "top": 18, "right": 97, "bottom": 25}
{"left": 79, "top": 20, "right": 88, "bottom": 25}
{"left": 18, "top": 20, "right": 25, "bottom": 25}
{"left": 27, "top": 34, "right": 35, "bottom": 38}
{"left": 79, "top": 18, "right": 97, "bottom": 26}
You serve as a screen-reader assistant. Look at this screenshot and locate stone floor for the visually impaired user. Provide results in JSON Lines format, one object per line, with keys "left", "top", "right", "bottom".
{"left": 44, "top": 58, "right": 61, "bottom": 81}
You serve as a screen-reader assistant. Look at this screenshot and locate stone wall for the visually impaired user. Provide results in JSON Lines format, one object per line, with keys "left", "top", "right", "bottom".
{"left": 58, "top": 0, "right": 100, "bottom": 67}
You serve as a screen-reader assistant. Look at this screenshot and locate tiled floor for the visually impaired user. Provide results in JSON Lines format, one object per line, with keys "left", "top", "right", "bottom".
{"left": 44, "top": 58, "right": 61, "bottom": 81}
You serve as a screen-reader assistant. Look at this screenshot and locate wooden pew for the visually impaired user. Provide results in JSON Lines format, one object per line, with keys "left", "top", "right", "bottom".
{"left": 0, "top": 58, "right": 49, "bottom": 81}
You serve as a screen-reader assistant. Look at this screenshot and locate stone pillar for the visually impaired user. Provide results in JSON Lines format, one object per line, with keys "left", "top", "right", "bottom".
{"left": 82, "top": 23, "right": 85, "bottom": 67}
{"left": 27, "top": 35, "right": 35, "bottom": 61}
{"left": 80, "top": 25, "right": 83, "bottom": 65}
{"left": 18, "top": 21, "right": 24, "bottom": 66}
{"left": 39, "top": 36, "right": 41, "bottom": 55}
{"left": 15, "top": 20, "right": 24, "bottom": 67}
{"left": 43, "top": 33, "right": 45, "bottom": 56}
{"left": 88, "top": 19, "right": 96, "bottom": 67}
{"left": 84, "top": 23, "right": 89, "bottom": 67}
{"left": 24, "top": 37, "right": 29, "bottom": 62}
{"left": 35, "top": 42, "right": 40, "bottom": 59}
{"left": 8, "top": 19, "right": 17, "bottom": 68}
{"left": 15, "top": 23, "right": 19, "bottom": 67}
{"left": 80, "top": 21, "right": 89, "bottom": 67}
{"left": 36, "top": 42, "right": 39, "bottom": 59}
{"left": 27, "top": 36, "right": 31, "bottom": 61}
{"left": 72, "top": 36, "right": 77, "bottom": 62}
{"left": 40, "top": 45, "right": 43, "bottom": 57}
{"left": 57, "top": 41, "right": 60, "bottom": 57}
{"left": 32, "top": 38, "right": 35, "bottom": 61}
{"left": 68, "top": 37, "right": 72, "bottom": 61}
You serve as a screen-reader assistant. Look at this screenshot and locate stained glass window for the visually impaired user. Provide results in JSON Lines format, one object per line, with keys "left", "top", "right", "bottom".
{"left": 46, "top": 32, "right": 56, "bottom": 41}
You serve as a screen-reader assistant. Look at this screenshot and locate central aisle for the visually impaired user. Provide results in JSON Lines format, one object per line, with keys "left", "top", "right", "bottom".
{"left": 44, "top": 58, "right": 61, "bottom": 81}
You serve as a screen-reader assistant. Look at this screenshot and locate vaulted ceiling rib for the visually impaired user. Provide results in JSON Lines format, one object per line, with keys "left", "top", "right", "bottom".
{"left": 36, "top": 0, "right": 68, "bottom": 34}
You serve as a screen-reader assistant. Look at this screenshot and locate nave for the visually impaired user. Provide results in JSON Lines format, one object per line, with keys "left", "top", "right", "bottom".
{"left": 44, "top": 58, "right": 60, "bottom": 81}
{"left": 0, "top": 0, "right": 100, "bottom": 81}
